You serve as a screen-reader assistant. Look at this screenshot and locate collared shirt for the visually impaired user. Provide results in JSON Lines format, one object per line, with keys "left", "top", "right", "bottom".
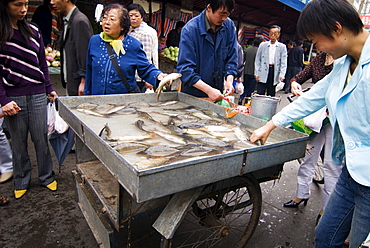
{"left": 128, "top": 22, "right": 158, "bottom": 68}
{"left": 268, "top": 41, "right": 277, "bottom": 65}
{"left": 62, "top": 6, "right": 76, "bottom": 83}
{"left": 205, "top": 14, "right": 223, "bottom": 43}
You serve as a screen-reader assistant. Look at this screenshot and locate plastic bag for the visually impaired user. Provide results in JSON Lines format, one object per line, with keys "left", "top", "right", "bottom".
{"left": 215, "top": 99, "right": 230, "bottom": 107}
{"left": 47, "top": 102, "right": 56, "bottom": 135}
{"left": 235, "top": 82, "right": 244, "bottom": 95}
{"left": 47, "top": 102, "right": 69, "bottom": 135}
{"left": 303, "top": 107, "right": 327, "bottom": 133}
{"left": 275, "top": 81, "right": 285, "bottom": 92}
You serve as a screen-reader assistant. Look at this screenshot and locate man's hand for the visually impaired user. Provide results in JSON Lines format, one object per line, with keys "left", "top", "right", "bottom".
{"left": 2, "top": 101, "right": 21, "bottom": 116}
{"left": 223, "top": 75, "right": 234, "bottom": 96}
{"left": 193, "top": 80, "right": 224, "bottom": 102}
{"left": 255, "top": 75, "right": 260, "bottom": 81}
{"left": 78, "top": 78, "right": 85, "bottom": 96}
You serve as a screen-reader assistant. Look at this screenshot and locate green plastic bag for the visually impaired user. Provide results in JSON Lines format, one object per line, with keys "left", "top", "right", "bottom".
{"left": 215, "top": 99, "right": 230, "bottom": 107}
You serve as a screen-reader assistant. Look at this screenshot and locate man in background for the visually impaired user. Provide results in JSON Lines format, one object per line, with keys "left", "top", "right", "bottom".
{"left": 166, "top": 21, "right": 185, "bottom": 48}
{"left": 254, "top": 25, "right": 287, "bottom": 97}
{"left": 283, "top": 40, "right": 304, "bottom": 93}
{"left": 51, "top": 0, "right": 93, "bottom": 96}
{"left": 240, "top": 36, "right": 264, "bottom": 102}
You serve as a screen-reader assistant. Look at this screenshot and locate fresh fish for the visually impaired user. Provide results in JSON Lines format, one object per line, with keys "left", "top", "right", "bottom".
{"left": 108, "top": 133, "right": 156, "bottom": 142}
{"left": 180, "top": 145, "right": 213, "bottom": 157}
{"left": 155, "top": 131, "right": 188, "bottom": 145}
{"left": 189, "top": 110, "right": 213, "bottom": 120}
{"left": 232, "top": 140, "right": 258, "bottom": 149}
{"left": 104, "top": 104, "right": 127, "bottom": 115}
{"left": 134, "top": 157, "right": 169, "bottom": 170}
{"left": 156, "top": 73, "right": 182, "bottom": 101}
{"left": 196, "top": 136, "right": 229, "bottom": 147}
{"left": 113, "top": 142, "right": 148, "bottom": 154}
{"left": 145, "top": 145, "right": 180, "bottom": 157}
{"left": 165, "top": 118, "right": 186, "bottom": 135}
{"left": 158, "top": 101, "right": 179, "bottom": 106}
{"left": 95, "top": 104, "right": 116, "bottom": 114}
{"left": 176, "top": 114, "right": 199, "bottom": 122}
{"left": 178, "top": 120, "right": 206, "bottom": 129}
{"left": 98, "top": 123, "right": 112, "bottom": 139}
{"left": 76, "top": 102, "right": 98, "bottom": 110}
{"left": 115, "top": 106, "right": 137, "bottom": 114}
{"left": 162, "top": 106, "right": 195, "bottom": 111}
{"left": 203, "top": 125, "right": 234, "bottom": 133}
{"left": 137, "top": 111, "right": 156, "bottom": 122}
{"left": 77, "top": 108, "right": 107, "bottom": 117}
{"left": 232, "top": 126, "right": 250, "bottom": 141}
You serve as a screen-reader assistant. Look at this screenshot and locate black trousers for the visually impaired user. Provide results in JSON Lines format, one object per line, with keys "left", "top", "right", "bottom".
{"left": 257, "top": 66, "right": 276, "bottom": 96}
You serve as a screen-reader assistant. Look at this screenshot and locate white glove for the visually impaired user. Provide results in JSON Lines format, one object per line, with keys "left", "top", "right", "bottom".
{"left": 235, "top": 82, "right": 244, "bottom": 95}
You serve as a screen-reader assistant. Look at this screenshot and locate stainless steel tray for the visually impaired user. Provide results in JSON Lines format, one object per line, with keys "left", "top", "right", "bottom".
{"left": 58, "top": 92, "right": 308, "bottom": 203}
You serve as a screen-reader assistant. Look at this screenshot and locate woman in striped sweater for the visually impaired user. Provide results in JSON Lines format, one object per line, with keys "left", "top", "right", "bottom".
{"left": 0, "top": 0, "right": 58, "bottom": 199}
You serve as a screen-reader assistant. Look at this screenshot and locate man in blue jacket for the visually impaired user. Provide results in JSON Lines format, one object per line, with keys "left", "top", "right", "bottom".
{"left": 177, "top": 0, "right": 238, "bottom": 102}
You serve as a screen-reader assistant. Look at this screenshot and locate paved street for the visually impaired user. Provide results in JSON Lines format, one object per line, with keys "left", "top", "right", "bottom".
{"left": 0, "top": 75, "right": 321, "bottom": 248}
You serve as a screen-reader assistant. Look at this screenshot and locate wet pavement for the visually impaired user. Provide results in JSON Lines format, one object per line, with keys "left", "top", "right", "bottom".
{"left": 0, "top": 75, "right": 321, "bottom": 248}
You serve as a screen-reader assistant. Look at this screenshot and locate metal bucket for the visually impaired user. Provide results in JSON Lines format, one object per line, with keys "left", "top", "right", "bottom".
{"left": 250, "top": 94, "right": 280, "bottom": 121}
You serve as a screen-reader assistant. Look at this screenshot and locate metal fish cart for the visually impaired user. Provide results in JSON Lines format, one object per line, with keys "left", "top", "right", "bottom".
{"left": 58, "top": 92, "right": 308, "bottom": 248}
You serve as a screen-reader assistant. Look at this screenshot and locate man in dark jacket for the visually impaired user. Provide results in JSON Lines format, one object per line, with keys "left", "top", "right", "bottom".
{"left": 166, "top": 21, "right": 185, "bottom": 48}
{"left": 284, "top": 40, "right": 304, "bottom": 93}
{"left": 177, "top": 0, "right": 238, "bottom": 101}
{"left": 51, "top": 0, "right": 93, "bottom": 96}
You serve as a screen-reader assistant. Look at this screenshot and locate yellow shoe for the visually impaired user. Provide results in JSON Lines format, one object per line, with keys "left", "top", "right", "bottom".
{"left": 14, "top": 189, "right": 27, "bottom": 199}
{"left": 46, "top": 180, "right": 57, "bottom": 191}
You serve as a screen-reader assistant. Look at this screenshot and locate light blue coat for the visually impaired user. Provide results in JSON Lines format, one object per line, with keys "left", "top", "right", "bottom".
{"left": 254, "top": 41, "right": 287, "bottom": 85}
{"left": 272, "top": 36, "right": 370, "bottom": 187}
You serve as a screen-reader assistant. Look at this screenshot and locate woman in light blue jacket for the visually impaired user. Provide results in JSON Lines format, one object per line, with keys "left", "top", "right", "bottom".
{"left": 250, "top": 0, "right": 370, "bottom": 247}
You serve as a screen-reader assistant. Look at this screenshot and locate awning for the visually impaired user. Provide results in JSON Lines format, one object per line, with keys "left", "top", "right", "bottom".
{"left": 277, "top": 0, "right": 308, "bottom": 12}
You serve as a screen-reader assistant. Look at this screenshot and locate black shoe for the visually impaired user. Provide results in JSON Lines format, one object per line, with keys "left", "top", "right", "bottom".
{"left": 283, "top": 198, "right": 309, "bottom": 208}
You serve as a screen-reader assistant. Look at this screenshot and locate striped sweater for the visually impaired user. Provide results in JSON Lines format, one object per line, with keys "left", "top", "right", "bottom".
{"left": 0, "top": 23, "right": 54, "bottom": 106}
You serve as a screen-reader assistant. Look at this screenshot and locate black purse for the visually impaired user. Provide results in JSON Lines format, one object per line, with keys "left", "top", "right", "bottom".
{"left": 105, "top": 42, "right": 140, "bottom": 93}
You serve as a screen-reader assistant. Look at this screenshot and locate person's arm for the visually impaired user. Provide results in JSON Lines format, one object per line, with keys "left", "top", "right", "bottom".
{"left": 73, "top": 16, "right": 93, "bottom": 82}
{"left": 193, "top": 80, "right": 224, "bottom": 101}
{"left": 279, "top": 44, "right": 288, "bottom": 82}
{"left": 254, "top": 45, "right": 262, "bottom": 81}
{"left": 83, "top": 38, "right": 93, "bottom": 95}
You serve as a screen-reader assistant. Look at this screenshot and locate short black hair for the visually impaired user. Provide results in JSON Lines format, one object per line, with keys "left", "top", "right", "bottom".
{"left": 127, "top": 3, "right": 146, "bottom": 22}
{"left": 175, "top": 21, "right": 185, "bottom": 29}
{"left": 253, "top": 36, "right": 264, "bottom": 46}
{"left": 101, "top": 3, "right": 130, "bottom": 37}
{"left": 297, "top": 0, "right": 363, "bottom": 40}
{"left": 206, "top": 0, "right": 235, "bottom": 13}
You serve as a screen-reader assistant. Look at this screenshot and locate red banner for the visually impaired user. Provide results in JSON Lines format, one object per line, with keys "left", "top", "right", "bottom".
{"left": 360, "top": 15, "right": 370, "bottom": 27}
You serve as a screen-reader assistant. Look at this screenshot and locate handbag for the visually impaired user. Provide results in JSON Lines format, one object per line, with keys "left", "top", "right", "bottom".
{"left": 105, "top": 42, "right": 140, "bottom": 93}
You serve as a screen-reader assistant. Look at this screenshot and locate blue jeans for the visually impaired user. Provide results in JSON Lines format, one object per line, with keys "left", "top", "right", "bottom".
{"left": 315, "top": 166, "right": 370, "bottom": 248}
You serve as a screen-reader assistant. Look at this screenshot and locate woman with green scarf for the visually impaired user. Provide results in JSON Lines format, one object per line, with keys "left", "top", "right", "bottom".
{"left": 83, "top": 3, "right": 165, "bottom": 95}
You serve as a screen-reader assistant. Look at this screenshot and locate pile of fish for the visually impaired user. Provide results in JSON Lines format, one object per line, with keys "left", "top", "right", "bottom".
{"left": 75, "top": 100, "right": 259, "bottom": 171}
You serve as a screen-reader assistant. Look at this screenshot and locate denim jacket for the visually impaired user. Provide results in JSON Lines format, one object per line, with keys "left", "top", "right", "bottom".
{"left": 272, "top": 35, "right": 370, "bottom": 187}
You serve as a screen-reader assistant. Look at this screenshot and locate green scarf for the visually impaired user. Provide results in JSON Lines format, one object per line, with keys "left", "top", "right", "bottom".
{"left": 100, "top": 32, "right": 125, "bottom": 56}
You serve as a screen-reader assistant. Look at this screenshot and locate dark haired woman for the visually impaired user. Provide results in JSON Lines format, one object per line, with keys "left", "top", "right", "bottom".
{"left": 83, "top": 3, "right": 165, "bottom": 95}
{"left": 250, "top": 0, "right": 370, "bottom": 246}
{"left": 0, "top": 0, "right": 58, "bottom": 199}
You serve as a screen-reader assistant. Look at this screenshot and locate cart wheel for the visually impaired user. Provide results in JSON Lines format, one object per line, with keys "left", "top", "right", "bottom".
{"left": 161, "top": 174, "right": 262, "bottom": 248}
